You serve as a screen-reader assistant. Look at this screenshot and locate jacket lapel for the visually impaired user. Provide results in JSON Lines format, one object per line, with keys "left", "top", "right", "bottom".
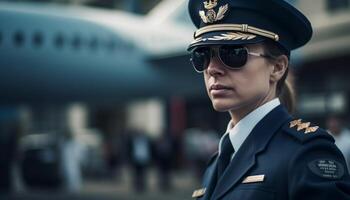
{"left": 211, "top": 105, "right": 292, "bottom": 200}
{"left": 201, "top": 156, "right": 218, "bottom": 200}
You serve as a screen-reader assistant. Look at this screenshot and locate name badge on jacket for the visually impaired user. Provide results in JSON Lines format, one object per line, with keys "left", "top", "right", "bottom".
{"left": 242, "top": 174, "right": 265, "bottom": 184}
{"left": 192, "top": 188, "right": 206, "bottom": 198}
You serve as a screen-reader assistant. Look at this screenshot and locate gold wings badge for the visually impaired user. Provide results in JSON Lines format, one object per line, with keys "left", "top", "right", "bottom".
{"left": 199, "top": 0, "right": 229, "bottom": 24}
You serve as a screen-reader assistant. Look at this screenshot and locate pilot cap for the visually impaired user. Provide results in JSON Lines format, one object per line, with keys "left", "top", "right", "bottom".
{"left": 187, "top": 0, "right": 313, "bottom": 54}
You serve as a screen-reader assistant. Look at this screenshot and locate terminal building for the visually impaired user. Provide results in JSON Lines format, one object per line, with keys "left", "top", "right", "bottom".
{"left": 294, "top": 0, "right": 350, "bottom": 125}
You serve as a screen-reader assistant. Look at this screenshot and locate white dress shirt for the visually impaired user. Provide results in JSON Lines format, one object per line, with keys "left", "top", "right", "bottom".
{"left": 218, "top": 98, "right": 281, "bottom": 159}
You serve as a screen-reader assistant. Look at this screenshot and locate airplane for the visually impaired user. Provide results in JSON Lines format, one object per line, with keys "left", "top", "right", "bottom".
{"left": 0, "top": 0, "right": 206, "bottom": 104}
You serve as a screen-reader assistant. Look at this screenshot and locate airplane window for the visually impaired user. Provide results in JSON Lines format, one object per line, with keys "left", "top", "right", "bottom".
{"left": 13, "top": 31, "right": 25, "bottom": 47}
{"left": 106, "top": 39, "right": 116, "bottom": 51}
{"left": 54, "top": 33, "right": 64, "bottom": 49}
{"left": 33, "top": 32, "right": 44, "bottom": 48}
{"left": 72, "top": 35, "right": 82, "bottom": 50}
{"left": 89, "top": 36, "right": 98, "bottom": 51}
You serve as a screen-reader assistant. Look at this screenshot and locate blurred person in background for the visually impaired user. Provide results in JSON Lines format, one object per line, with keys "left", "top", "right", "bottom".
{"left": 327, "top": 115, "right": 350, "bottom": 170}
{"left": 153, "top": 133, "right": 174, "bottom": 191}
{"left": 0, "top": 119, "right": 21, "bottom": 195}
{"left": 187, "top": 0, "right": 350, "bottom": 199}
{"left": 60, "top": 127, "right": 84, "bottom": 193}
{"left": 104, "top": 132, "right": 125, "bottom": 180}
{"left": 126, "top": 128, "right": 151, "bottom": 192}
{"left": 184, "top": 123, "right": 219, "bottom": 182}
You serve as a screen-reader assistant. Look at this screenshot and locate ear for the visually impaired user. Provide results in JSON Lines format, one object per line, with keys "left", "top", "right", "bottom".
{"left": 270, "top": 55, "right": 288, "bottom": 83}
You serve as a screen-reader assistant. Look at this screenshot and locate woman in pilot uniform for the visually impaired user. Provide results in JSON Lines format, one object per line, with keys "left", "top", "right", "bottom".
{"left": 187, "top": 0, "right": 350, "bottom": 199}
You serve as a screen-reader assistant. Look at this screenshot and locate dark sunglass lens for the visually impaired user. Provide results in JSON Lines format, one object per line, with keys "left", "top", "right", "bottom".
{"left": 191, "top": 48, "right": 210, "bottom": 72}
{"left": 219, "top": 46, "right": 248, "bottom": 69}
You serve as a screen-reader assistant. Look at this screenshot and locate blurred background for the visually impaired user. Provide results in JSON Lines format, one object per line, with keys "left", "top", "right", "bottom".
{"left": 0, "top": 0, "right": 349, "bottom": 199}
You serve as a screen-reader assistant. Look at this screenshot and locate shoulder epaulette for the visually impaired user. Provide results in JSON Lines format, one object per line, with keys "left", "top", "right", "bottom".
{"left": 283, "top": 119, "right": 334, "bottom": 143}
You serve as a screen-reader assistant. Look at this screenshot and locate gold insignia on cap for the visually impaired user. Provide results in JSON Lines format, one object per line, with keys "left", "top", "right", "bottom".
{"left": 289, "top": 119, "right": 319, "bottom": 134}
{"left": 194, "top": 24, "right": 279, "bottom": 41}
{"left": 191, "top": 37, "right": 203, "bottom": 44}
{"left": 199, "top": 0, "right": 228, "bottom": 24}
{"left": 204, "top": 0, "right": 218, "bottom": 9}
{"left": 192, "top": 188, "right": 206, "bottom": 198}
{"left": 190, "top": 32, "right": 256, "bottom": 45}
{"left": 207, "top": 32, "right": 256, "bottom": 41}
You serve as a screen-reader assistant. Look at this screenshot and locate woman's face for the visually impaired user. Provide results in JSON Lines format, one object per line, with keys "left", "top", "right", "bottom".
{"left": 204, "top": 44, "right": 276, "bottom": 115}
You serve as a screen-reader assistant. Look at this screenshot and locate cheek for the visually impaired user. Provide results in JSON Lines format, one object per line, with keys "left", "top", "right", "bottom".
{"left": 235, "top": 67, "right": 270, "bottom": 96}
{"left": 203, "top": 73, "right": 211, "bottom": 94}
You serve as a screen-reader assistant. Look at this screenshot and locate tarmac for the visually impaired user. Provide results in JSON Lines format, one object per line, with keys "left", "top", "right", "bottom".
{"left": 7, "top": 167, "right": 200, "bottom": 200}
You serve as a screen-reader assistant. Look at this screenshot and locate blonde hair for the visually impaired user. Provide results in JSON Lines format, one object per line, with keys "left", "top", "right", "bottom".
{"left": 263, "top": 41, "right": 295, "bottom": 113}
{"left": 278, "top": 78, "right": 295, "bottom": 114}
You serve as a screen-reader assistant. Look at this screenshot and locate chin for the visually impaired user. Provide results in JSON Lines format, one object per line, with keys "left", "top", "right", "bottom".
{"left": 211, "top": 101, "right": 236, "bottom": 112}
{"left": 211, "top": 97, "right": 249, "bottom": 112}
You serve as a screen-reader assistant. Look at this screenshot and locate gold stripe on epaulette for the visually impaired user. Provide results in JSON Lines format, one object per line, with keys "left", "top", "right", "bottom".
{"left": 194, "top": 24, "right": 279, "bottom": 41}
{"left": 297, "top": 122, "right": 311, "bottom": 131}
{"left": 305, "top": 126, "right": 319, "bottom": 134}
{"left": 290, "top": 119, "right": 302, "bottom": 128}
{"left": 290, "top": 119, "right": 319, "bottom": 134}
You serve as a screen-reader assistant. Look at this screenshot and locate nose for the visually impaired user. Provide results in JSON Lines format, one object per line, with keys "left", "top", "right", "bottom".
{"left": 207, "top": 56, "right": 225, "bottom": 76}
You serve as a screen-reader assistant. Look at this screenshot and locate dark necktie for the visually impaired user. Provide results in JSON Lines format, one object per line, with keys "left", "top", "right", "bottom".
{"left": 217, "top": 134, "right": 235, "bottom": 179}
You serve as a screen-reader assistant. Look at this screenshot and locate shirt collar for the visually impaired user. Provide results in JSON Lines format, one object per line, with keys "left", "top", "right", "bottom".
{"left": 219, "top": 98, "right": 281, "bottom": 155}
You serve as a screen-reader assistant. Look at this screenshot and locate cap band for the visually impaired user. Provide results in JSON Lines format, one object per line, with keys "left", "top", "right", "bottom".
{"left": 194, "top": 24, "right": 280, "bottom": 41}
{"left": 190, "top": 32, "right": 257, "bottom": 45}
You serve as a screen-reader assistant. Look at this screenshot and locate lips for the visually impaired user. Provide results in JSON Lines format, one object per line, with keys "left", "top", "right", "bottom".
{"left": 210, "top": 84, "right": 232, "bottom": 91}
{"left": 209, "top": 84, "right": 233, "bottom": 96}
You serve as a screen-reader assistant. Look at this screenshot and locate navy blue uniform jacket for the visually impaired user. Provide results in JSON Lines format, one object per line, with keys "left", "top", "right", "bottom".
{"left": 194, "top": 105, "right": 350, "bottom": 200}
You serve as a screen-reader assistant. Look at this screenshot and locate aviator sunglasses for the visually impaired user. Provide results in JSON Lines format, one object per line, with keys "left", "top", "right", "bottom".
{"left": 190, "top": 46, "right": 275, "bottom": 73}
